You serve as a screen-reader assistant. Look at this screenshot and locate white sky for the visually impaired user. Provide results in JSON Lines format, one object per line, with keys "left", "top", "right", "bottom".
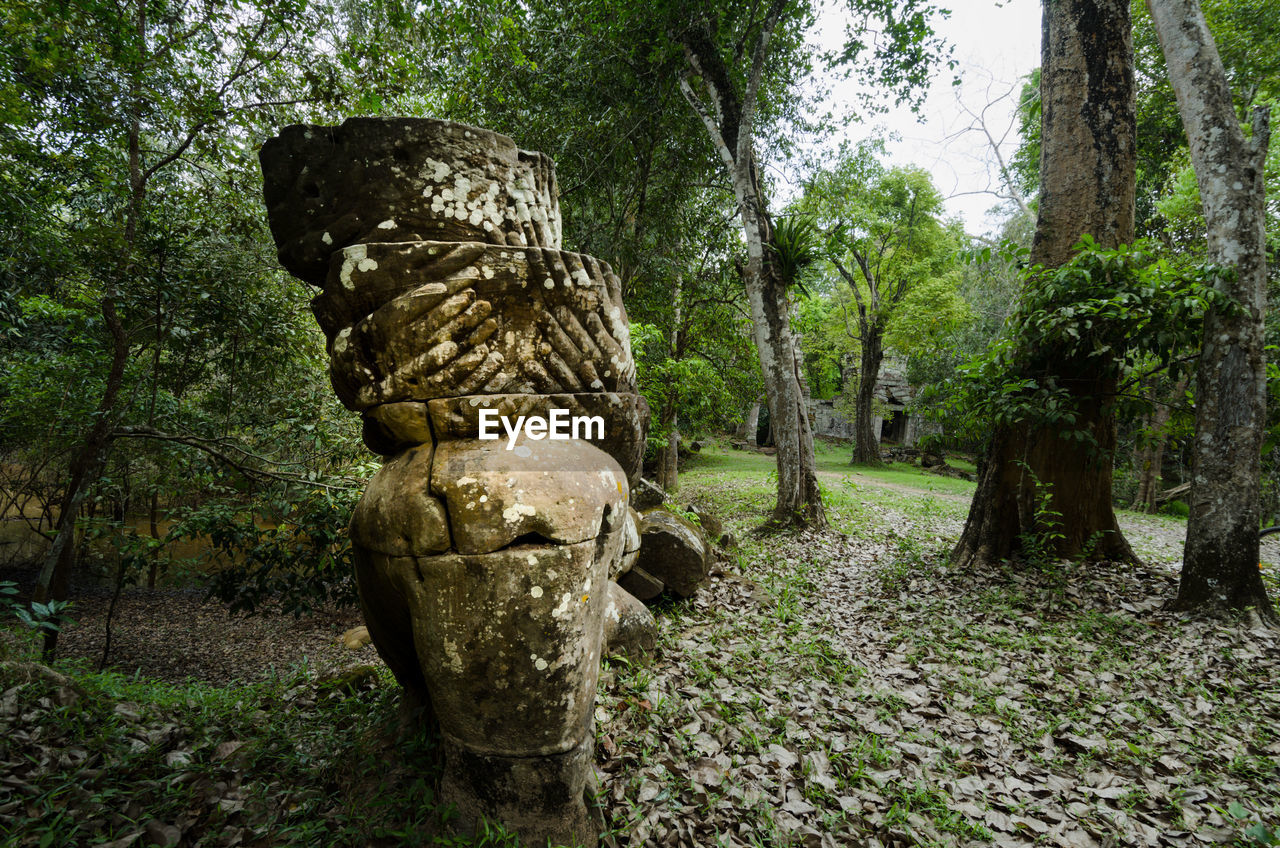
{"left": 795, "top": 0, "right": 1044, "bottom": 237}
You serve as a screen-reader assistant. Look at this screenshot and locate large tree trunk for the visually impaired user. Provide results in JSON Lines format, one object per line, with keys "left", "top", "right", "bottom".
{"left": 745, "top": 242, "right": 825, "bottom": 526}
{"left": 956, "top": 374, "right": 1135, "bottom": 564}
{"left": 679, "top": 8, "right": 825, "bottom": 528}
{"left": 954, "top": 0, "right": 1137, "bottom": 567}
{"left": 851, "top": 324, "right": 884, "bottom": 465}
{"left": 1145, "top": 0, "right": 1275, "bottom": 622}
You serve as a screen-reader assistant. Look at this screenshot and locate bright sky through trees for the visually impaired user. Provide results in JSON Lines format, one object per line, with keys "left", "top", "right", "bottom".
{"left": 801, "top": 0, "right": 1041, "bottom": 234}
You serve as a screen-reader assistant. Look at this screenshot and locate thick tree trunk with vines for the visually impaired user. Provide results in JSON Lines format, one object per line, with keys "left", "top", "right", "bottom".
{"left": 956, "top": 373, "right": 1136, "bottom": 565}
{"left": 1145, "top": 0, "right": 1276, "bottom": 622}
{"left": 851, "top": 324, "right": 884, "bottom": 465}
{"left": 954, "top": 0, "right": 1137, "bottom": 567}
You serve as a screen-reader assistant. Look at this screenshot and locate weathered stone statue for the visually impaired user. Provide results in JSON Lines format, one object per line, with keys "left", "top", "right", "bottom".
{"left": 259, "top": 118, "right": 648, "bottom": 846}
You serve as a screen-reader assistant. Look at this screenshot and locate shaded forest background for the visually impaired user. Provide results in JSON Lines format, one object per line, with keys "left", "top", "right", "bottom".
{"left": 1, "top": 0, "right": 1278, "bottom": 619}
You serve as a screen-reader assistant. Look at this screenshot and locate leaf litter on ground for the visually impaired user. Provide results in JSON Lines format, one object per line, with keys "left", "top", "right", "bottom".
{"left": 593, "top": 469, "right": 1280, "bottom": 847}
{"left": 2, "top": 458, "right": 1278, "bottom": 847}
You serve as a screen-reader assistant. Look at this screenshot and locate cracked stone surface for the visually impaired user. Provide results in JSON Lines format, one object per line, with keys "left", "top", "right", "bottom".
{"left": 603, "top": 581, "right": 658, "bottom": 659}
{"left": 632, "top": 509, "right": 710, "bottom": 599}
{"left": 260, "top": 117, "right": 561, "bottom": 285}
{"left": 260, "top": 116, "right": 645, "bottom": 847}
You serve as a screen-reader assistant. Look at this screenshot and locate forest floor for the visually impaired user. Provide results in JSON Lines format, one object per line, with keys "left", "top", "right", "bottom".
{"left": 2, "top": 440, "right": 1278, "bottom": 847}
{"left": 594, "top": 443, "right": 1280, "bottom": 847}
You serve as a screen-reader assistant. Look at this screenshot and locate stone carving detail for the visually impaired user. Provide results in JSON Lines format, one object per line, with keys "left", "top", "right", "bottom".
{"left": 314, "top": 241, "right": 636, "bottom": 411}
{"left": 260, "top": 117, "right": 645, "bottom": 847}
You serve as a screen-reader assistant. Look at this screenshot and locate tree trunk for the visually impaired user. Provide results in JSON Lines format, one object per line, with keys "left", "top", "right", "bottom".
{"left": 1131, "top": 400, "right": 1156, "bottom": 513}
{"left": 657, "top": 403, "right": 679, "bottom": 491}
{"left": 1141, "top": 438, "right": 1167, "bottom": 514}
{"left": 790, "top": 320, "right": 822, "bottom": 496}
{"left": 955, "top": 374, "right": 1136, "bottom": 565}
{"left": 1132, "top": 440, "right": 1156, "bottom": 512}
{"left": 657, "top": 276, "right": 683, "bottom": 492}
{"left": 739, "top": 402, "right": 761, "bottom": 443}
{"left": 851, "top": 325, "right": 884, "bottom": 465}
{"left": 1145, "top": 0, "right": 1276, "bottom": 622}
{"left": 1132, "top": 375, "right": 1187, "bottom": 513}
{"left": 954, "top": 0, "right": 1137, "bottom": 567}
{"left": 147, "top": 490, "right": 161, "bottom": 588}
{"left": 746, "top": 244, "right": 825, "bottom": 526}
{"left": 679, "top": 9, "right": 825, "bottom": 528}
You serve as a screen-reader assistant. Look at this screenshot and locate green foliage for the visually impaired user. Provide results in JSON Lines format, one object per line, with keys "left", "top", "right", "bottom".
{"left": 1009, "top": 239, "right": 1227, "bottom": 370}
{"left": 1212, "top": 800, "right": 1280, "bottom": 846}
{"left": 793, "top": 146, "right": 964, "bottom": 426}
{"left": 792, "top": 291, "right": 857, "bottom": 399}
{"left": 631, "top": 322, "right": 743, "bottom": 449}
{"left": 0, "top": 581, "right": 74, "bottom": 635}
{"left": 883, "top": 272, "right": 972, "bottom": 356}
{"left": 769, "top": 216, "right": 824, "bottom": 292}
{"left": 1154, "top": 106, "right": 1280, "bottom": 252}
{"left": 0, "top": 0, "right": 421, "bottom": 612}
{"left": 1008, "top": 69, "right": 1042, "bottom": 202}
{"left": 1016, "top": 464, "right": 1066, "bottom": 571}
{"left": 1133, "top": 0, "right": 1280, "bottom": 236}
{"left": 934, "top": 238, "right": 1231, "bottom": 441}
{"left": 170, "top": 486, "right": 361, "bottom": 617}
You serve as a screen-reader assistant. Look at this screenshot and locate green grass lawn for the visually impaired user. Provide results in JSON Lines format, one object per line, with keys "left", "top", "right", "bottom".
{"left": 688, "top": 437, "right": 977, "bottom": 497}
{"left": 678, "top": 437, "right": 1209, "bottom": 551}
{"left": 679, "top": 438, "right": 977, "bottom": 537}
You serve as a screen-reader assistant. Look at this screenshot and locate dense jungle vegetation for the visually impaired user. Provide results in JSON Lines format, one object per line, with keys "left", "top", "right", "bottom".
{"left": 2, "top": 0, "right": 1279, "bottom": 845}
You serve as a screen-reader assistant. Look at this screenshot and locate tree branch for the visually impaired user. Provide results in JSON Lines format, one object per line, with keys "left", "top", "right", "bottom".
{"left": 111, "top": 427, "right": 362, "bottom": 492}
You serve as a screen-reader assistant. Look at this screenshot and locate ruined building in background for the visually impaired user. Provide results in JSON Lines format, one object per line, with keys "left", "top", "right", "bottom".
{"left": 807, "top": 358, "right": 925, "bottom": 444}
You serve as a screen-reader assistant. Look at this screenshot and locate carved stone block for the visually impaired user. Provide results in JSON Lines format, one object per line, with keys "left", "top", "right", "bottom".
{"left": 316, "top": 241, "right": 636, "bottom": 410}
{"left": 260, "top": 117, "right": 646, "bottom": 847}
{"left": 260, "top": 118, "right": 561, "bottom": 285}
